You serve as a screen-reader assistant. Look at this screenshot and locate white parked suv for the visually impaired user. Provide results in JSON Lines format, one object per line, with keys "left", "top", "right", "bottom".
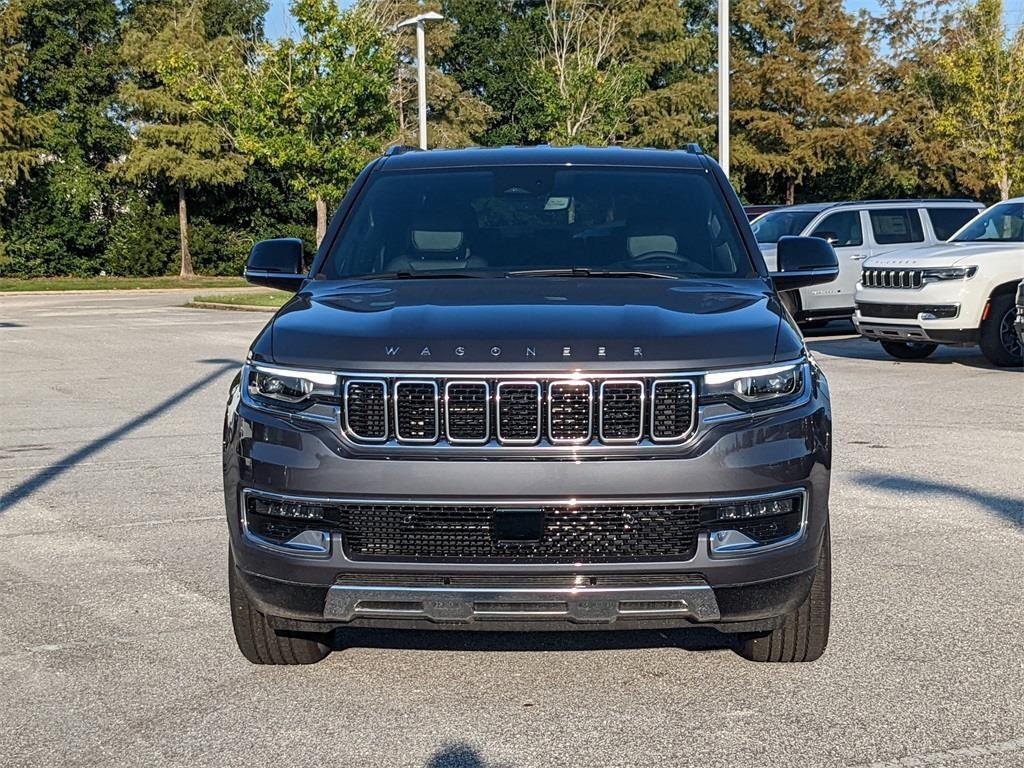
{"left": 853, "top": 199, "right": 1024, "bottom": 367}
{"left": 752, "top": 199, "right": 984, "bottom": 324}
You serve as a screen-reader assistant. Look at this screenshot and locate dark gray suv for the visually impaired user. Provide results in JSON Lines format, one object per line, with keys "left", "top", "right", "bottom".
{"left": 223, "top": 145, "right": 839, "bottom": 664}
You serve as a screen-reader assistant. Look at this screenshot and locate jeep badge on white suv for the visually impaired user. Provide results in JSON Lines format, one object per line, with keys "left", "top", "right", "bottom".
{"left": 854, "top": 199, "right": 1024, "bottom": 367}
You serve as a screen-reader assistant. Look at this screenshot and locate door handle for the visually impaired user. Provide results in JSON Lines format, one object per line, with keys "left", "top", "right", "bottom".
{"left": 850, "top": 253, "right": 868, "bottom": 260}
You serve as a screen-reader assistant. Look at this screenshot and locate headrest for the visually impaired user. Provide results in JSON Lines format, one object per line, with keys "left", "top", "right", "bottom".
{"left": 410, "top": 210, "right": 467, "bottom": 253}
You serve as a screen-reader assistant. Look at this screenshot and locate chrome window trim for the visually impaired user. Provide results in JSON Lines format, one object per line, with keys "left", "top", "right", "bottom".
{"left": 343, "top": 379, "right": 389, "bottom": 443}
{"left": 547, "top": 380, "right": 594, "bottom": 445}
{"left": 598, "top": 379, "right": 645, "bottom": 444}
{"left": 495, "top": 380, "right": 542, "bottom": 445}
{"left": 649, "top": 378, "right": 698, "bottom": 443}
{"left": 444, "top": 380, "right": 491, "bottom": 445}
{"left": 393, "top": 379, "right": 440, "bottom": 443}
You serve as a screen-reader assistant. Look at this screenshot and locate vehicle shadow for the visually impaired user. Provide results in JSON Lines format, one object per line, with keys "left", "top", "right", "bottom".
{"left": 853, "top": 473, "right": 1023, "bottom": 527}
{"left": 425, "top": 744, "right": 513, "bottom": 768}
{"left": 327, "top": 626, "right": 733, "bottom": 655}
{"left": 0, "top": 358, "right": 240, "bottom": 513}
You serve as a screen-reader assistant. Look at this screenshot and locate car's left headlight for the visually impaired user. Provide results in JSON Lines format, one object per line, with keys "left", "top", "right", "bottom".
{"left": 702, "top": 362, "right": 805, "bottom": 406}
{"left": 245, "top": 363, "right": 338, "bottom": 405}
{"left": 921, "top": 266, "right": 977, "bottom": 282}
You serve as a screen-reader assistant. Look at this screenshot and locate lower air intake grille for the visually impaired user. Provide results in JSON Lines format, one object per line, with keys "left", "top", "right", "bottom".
{"left": 332, "top": 502, "right": 703, "bottom": 562}
{"left": 651, "top": 380, "right": 695, "bottom": 440}
{"left": 394, "top": 381, "right": 438, "bottom": 442}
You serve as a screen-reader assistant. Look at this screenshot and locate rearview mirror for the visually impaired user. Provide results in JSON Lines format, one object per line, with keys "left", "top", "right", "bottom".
{"left": 244, "top": 238, "right": 307, "bottom": 291}
{"left": 770, "top": 236, "right": 839, "bottom": 291}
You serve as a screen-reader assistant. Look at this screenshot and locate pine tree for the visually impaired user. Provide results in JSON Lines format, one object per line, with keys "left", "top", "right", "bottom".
{"left": 0, "top": 1, "right": 49, "bottom": 205}
{"left": 117, "top": 0, "right": 246, "bottom": 277}
{"left": 729, "top": 0, "right": 876, "bottom": 203}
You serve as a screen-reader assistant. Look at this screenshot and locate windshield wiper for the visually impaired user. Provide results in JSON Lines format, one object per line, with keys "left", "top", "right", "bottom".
{"left": 349, "top": 270, "right": 484, "bottom": 280}
{"left": 505, "top": 267, "right": 678, "bottom": 279}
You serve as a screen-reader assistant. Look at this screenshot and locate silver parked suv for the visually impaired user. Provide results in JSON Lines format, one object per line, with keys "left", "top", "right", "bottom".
{"left": 752, "top": 199, "right": 984, "bottom": 324}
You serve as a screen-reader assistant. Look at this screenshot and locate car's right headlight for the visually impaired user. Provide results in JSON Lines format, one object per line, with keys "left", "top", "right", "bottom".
{"left": 921, "top": 266, "right": 977, "bottom": 283}
{"left": 245, "top": 363, "right": 338, "bottom": 406}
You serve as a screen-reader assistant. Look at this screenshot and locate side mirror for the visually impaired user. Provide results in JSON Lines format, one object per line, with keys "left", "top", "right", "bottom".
{"left": 770, "top": 235, "right": 839, "bottom": 291}
{"left": 244, "top": 238, "right": 307, "bottom": 291}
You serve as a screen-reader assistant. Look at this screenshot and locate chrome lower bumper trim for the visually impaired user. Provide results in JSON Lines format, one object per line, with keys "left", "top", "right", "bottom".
{"left": 323, "top": 583, "right": 721, "bottom": 624}
{"left": 855, "top": 321, "right": 931, "bottom": 342}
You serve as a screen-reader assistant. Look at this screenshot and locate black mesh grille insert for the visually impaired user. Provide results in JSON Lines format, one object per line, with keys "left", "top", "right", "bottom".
{"left": 344, "top": 381, "right": 387, "bottom": 440}
{"left": 549, "top": 382, "right": 592, "bottom": 442}
{"left": 497, "top": 383, "right": 540, "bottom": 443}
{"left": 394, "top": 382, "right": 438, "bottom": 441}
{"left": 856, "top": 302, "right": 958, "bottom": 320}
{"left": 331, "top": 502, "right": 702, "bottom": 562}
{"left": 600, "top": 382, "right": 643, "bottom": 441}
{"left": 651, "top": 380, "right": 694, "bottom": 440}
{"left": 446, "top": 382, "right": 489, "bottom": 442}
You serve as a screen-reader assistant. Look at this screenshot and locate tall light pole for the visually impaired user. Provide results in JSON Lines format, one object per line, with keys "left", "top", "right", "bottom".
{"left": 395, "top": 11, "right": 444, "bottom": 150}
{"left": 718, "top": 0, "right": 730, "bottom": 178}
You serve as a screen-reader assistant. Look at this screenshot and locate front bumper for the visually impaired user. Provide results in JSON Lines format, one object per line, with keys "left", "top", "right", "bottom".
{"left": 223, "top": 369, "right": 831, "bottom": 632}
{"left": 853, "top": 283, "right": 981, "bottom": 345}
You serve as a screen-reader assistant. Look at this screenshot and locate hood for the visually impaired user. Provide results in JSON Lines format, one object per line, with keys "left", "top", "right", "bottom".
{"left": 260, "top": 277, "right": 801, "bottom": 371}
{"left": 864, "top": 241, "right": 1021, "bottom": 269}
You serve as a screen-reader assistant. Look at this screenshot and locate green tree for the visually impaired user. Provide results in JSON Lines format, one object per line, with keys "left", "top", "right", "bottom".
{"left": 234, "top": 0, "right": 396, "bottom": 245}
{"left": 533, "top": 0, "right": 644, "bottom": 144}
{"left": 930, "top": 0, "right": 1023, "bottom": 199}
{"left": 729, "top": 0, "right": 876, "bottom": 203}
{"left": 117, "top": 0, "right": 247, "bottom": 277}
{"left": 0, "top": 1, "right": 49, "bottom": 206}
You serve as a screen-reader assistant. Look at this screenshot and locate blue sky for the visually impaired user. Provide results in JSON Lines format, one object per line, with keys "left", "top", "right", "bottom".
{"left": 263, "top": 0, "right": 1021, "bottom": 42}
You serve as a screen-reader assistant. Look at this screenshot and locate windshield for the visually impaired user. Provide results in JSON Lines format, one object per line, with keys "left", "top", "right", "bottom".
{"left": 321, "top": 166, "right": 756, "bottom": 279}
{"left": 951, "top": 202, "right": 1024, "bottom": 243}
{"left": 750, "top": 209, "right": 818, "bottom": 244}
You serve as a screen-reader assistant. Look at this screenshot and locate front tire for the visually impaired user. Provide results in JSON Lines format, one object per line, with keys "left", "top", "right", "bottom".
{"left": 229, "top": 550, "right": 331, "bottom": 665}
{"left": 979, "top": 294, "right": 1022, "bottom": 367}
{"left": 735, "top": 524, "right": 831, "bottom": 663}
{"left": 880, "top": 339, "right": 938, "bottom": 360}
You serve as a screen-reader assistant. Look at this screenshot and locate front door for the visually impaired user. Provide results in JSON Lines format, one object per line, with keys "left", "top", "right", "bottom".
{"left": 799, "top": 209, "right": 869, "bottom": 313}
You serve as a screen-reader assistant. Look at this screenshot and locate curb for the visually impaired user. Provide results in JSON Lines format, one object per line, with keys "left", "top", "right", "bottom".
{"left": 185, "top": 301, "right": 279, "bottom": 312}
{"left": 0, "top": 286, "right": 259, "bottom": 297}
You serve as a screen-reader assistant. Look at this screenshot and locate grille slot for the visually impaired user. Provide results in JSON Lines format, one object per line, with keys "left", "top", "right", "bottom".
{"left": 856, "top": 302, "right": 959, "bottom": 320}
{"left": 650, "top": 380, "right": 695, "bottom": 441}
{"left": 599, "top": 380, "right": 644, "bottom": 442}
{"left": 331, "top": 502, "right": 703, "bottom": 562}
{"left": 548, "top": 381, "right": 593, "bottom": 443}
{"left": 496, "top": 382, "right": 542, "bottom": 444}
{"left": 344, "top": 380, "right": 387, "bottom": 441}
{"left": 394, "top": 381, "right": 439, "bottom": 443}
{"left": 863, "top": 268, "right": 923, "bottom": 289}
{"left": 445, "top": 381, "right": 490, "bottom": 444}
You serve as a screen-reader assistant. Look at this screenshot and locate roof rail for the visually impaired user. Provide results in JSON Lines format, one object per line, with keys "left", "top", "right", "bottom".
{"left": 847, "top": 198, "right": 978, "bottom": 205}
{"left": 685, "top": 143, "right": 705, "bottom": 155}
{"left": 385, "top": 145, "right": 422, "bottom": 156}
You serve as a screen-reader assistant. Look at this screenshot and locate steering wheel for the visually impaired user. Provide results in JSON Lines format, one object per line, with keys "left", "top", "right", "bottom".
{"left": 632, "top": 250, "right": 690, "bottom": 265}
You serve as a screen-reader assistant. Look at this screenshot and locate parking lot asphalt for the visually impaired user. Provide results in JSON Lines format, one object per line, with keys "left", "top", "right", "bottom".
{"left": 1, "top": 290, "right": 1022, "bottom": 768}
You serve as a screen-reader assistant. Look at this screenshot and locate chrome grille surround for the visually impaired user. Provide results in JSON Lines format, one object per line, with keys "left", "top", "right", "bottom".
{"left": 862, "top": 267, "right": 924, "bottom": 289}
{"left": 340, "top": 373, "right": 698, "bottom": 449}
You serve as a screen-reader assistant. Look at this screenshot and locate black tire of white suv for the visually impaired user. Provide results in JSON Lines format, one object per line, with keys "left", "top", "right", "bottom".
{"left": 879, "top": 340, "right": 938, "bottom": 360}
{"left": 979, "top": 293, "right": 1023, "bottom": 368}
{"left": 735, "top": 524, "right": 831, "bottom": 663}
{"left": 229, "top": 550, "right": 332, "bottom": 665}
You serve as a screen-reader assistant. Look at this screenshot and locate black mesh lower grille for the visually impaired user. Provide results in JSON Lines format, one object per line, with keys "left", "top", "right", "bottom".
{"left": 395, "top": 382, "right": 438, "bottom": 441}
{"left": 600, "top": 382, "right": 643, "bottom": 441}
{"left": 497, "top": 383, "right": 541, "bottom": 442}
{"left": 651, "top": 381, "right": 694, "bottom": 440}
{"left": 549, "top": 383, "right": 592, "bottom": 442}
{"left": 445, "top": 382, "right": 489, "bottom": 442}
{"left": 856, "top": 302, "right": 958, "bottom": 320}
{"left": 344, "top": 381, "right": 387, "bottom": 440}
{"left": 331, "top": 502, "right": 702, "bottom": 562}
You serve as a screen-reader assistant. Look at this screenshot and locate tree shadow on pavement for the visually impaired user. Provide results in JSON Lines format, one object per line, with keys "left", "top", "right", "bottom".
{"left": 854, "top": 473, "right": 1023, "bottom": 527}
{"left": 0, "top": 358, "right": 240, "bottom": 513}
{"left": 425, "top": 743, "right": 513, "bottom": 768}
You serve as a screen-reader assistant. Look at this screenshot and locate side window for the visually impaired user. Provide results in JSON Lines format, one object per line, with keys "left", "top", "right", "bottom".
{"left": 869, "top": 208, "right": 925, "bottom": 244}
{"left": 810, "top": 211, "right": 863, "bottom": 247}
{"left": 927, "top": 207, "right": 981, "bottom": 240}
